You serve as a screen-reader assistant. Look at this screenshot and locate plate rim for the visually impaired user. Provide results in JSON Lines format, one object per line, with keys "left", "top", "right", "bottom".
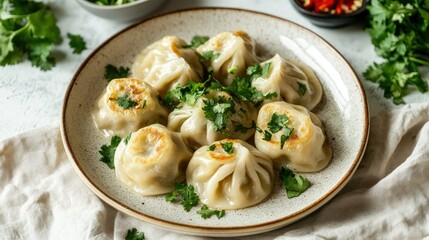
{"left": 60, "top": 7, "right": 370, "bottom": 237}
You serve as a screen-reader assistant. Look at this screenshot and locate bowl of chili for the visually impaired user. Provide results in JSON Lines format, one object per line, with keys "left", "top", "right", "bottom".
{"left": 290, "top": 0, "right": 367, "bottom": 28}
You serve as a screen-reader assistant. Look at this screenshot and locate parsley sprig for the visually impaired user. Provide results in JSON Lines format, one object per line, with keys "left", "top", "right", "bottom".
{"left": 99, "top": 135, "right": 121, "bottom": 169}
{"left": 364, "top": 0, "right": 429, "bottom": 104}
{"left": 0, "top": 0, "right": 61, "bottom": 70}
{"left": 258, "top": 113, "right": 294, "bottom": 149}
{"left": 104, "top": 64, "right": 130, "bottom": 82}
{"left": 202, "top": 96, "right": 236, "bottom": 133}
{"left": 209, "top": 63, "right": 277, "bottom": 106}
{"left": 164, "top": 81, "right": 207, "bottom": 109}
{"left": 165, "top": 183, "right": 200, "bottom": 212}
{"left": 125, "top": 228, "right": 145, "bottom": 240}
{"left": 197, "top": 205, "right": 225, "bottom": 219}
{"left": 280, "top": 167, "right": 311, "bottom": 198}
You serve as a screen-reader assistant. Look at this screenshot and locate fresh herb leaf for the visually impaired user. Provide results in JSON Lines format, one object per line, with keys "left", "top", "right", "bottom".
{"left": 124, "top": 133, "right": 132, "bottom": 145}
{"left": 197, "top": 205, "right": 225, "bottom": 219}
{"left": 365, "top": 0, "right": 429, "bottom": 104}
{"left": 67, "top": 33, "right": 86, "bottom": 54}
{"left": 104, "top": 64, "right": 130, "bottom": 82}
{"left": 200, "top": 50, "right": 220, "bottom": 62}
{"left": 298, "top": 82, "right": 307, "bottom": 95}
{"left": 117, "top": 94, "right": 138, "bottom": 109}
{"left": 125, "top": 228, "right": 145, "bottom": 240}
{"left": 207, "top": 144, "right": 216, "bottom": 151}
{"left": 164, "top": 81, "right": 207, "bottom": 108}
{"left": 99, "top": 135, "right": 121, "bottom": 169}
{"left": 0, "top": 1, "right": 61, "bottom": 70}
{"left": 165, "top": 183, "right": 200, "bottom": 212}
{"left": 267, "top": 113, "right": 289, "bottom": 133}
{"left": 262, "top": 113, "right": 294, "bottom": 149}
{"left": 262, "top": 130, "right": 272, "bottom": 141}
{"left": 221, "top": 142, "right": 234, "bottom": 154}
{"left": 202, "top": 96, "right": 236, "bottom": 133}
{"left": 184, "top": 35, "right": 209, "bottom": 48}
{"left": 280, "top": 167, "right": 311, "bottom": 198}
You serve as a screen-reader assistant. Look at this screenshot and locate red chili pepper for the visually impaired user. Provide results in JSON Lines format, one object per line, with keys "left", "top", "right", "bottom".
{"left": 314, "top": 0, "right": 336, "bottom": 12}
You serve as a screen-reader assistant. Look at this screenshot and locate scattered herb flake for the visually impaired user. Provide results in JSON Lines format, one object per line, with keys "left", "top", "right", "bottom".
{"left": 99, "top": 135, "right": 121, "bottom": 169}
{"left": 207, "top": 144, "right": 216, "bottom": 151}
{"left": 125, "top": 228, "right": 145, "bottom": 240}
{"left": 117, "top": 94, "right": 138, "bottom": 109}
{"left": 104, "top": 64, "right": 130, "bottom": 82}
{"left": 197, "top": 205, "right": 225, "bottom": 219}
{"left": 165, "top": 183, "right": 200, "bottom": 212}
{"left": 280, "top": 167, "right": 311, "bottom": 198}
{"left": 184, "top": 35, "right": 209, "bottom": 48}
{"left": 298, "top": 82, "right": 307, "bottom": 96}
{"left": 67, "top": 33, "right": 86, "bottom": 54}
{"left": 200, "top": 50, "right": 220, "bottom": 62}
{"left": 221, "top": 142, "right": 234, "bottom": 154}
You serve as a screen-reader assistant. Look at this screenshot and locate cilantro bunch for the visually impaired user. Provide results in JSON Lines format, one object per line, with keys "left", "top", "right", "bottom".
{"left": 364, "top": 0, "right": 429, "bottom": 104}
{"left": 0, "top": 0, "right": 61, "bottom": 70}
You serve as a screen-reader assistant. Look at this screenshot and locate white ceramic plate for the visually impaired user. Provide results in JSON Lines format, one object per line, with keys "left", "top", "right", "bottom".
{"left": 61, "top": 8, "right": 369, "bottom": 237}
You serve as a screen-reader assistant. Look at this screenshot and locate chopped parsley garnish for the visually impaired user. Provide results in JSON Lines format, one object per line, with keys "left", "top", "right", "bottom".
{"left": 104, "top": 64, "right": 130, "bottom": 82}
{"left": 164, "top": 81, "right": 207, "bottom": 109}
{"left": 116, "top": 94, "right": 138, "bottom": 109}
{"left": 124, "top": 133, "right": 132, "bottom": 145}
{"left": 165, "top": 183, "right": 200, "bottom": 212}
{"left": 184, "top": 35, "right": 209, "bottom": 48}
{"left": 67, "top": 33, "right": 86, "bottom": 54}
{"left": 221, "top": 142, "right": 234, "bottom": 154}
{"left": 209, "top": 63, "right": 277, "bottom": 106}
{"left": 207, "top": 144, "right": 216, "bottom": 151}
{"left": 202, "top": 96, "right": 236, "bottom": 133}
{"left": 298, "top": 82, "right": 307, "bottom": 95}
{"left": 200, "top": 50, "right": 220, "bottom": 63}
{"left": 0, "top": 0, "right": 62, "bottom": 71}
{"left": 197, "top": 205, "right": 225, "bottom": 219}
{"left": 99, "top": 135, "right": 121, "bottom": 169}
{"left": 125, "top": 228, "right": 145, "bottom": 240}
{"left": 261, "top": 113, "right": 294, "bottom": 149}
{"left": 364, "top": 0, "right": 429, "bottom": 104}
{"left": 280, "top": 167, "right": 311, "bottom": 198}
{"left": 227, "top": 65, "right": 238, "bottom": 74}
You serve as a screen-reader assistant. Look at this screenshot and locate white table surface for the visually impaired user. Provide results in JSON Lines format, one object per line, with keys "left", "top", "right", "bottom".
{"left": 1, "top": 0, "right": 428, "bottom": 142}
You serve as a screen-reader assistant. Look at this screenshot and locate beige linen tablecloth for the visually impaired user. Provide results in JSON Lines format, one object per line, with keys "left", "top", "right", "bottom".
{"left": 1, "top": 102, "right": 429, "bottom": 239}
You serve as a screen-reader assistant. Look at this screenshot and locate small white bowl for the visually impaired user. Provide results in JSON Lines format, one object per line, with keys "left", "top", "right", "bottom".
{"left": 75, "top": 0, "right": 166, "bottom": 22}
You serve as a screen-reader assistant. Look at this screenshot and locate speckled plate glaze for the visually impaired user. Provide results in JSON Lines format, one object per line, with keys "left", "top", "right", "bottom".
{"left": 61, "top": 8, "right": 369, "bottom": 237}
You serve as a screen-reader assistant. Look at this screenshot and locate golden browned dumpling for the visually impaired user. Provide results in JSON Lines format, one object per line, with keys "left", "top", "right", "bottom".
{"left": 254, "top": 101, "right": 332, "bottom": 172}
{"left": 114, "top": 124, "right": 192, "bottom": 195}
{"left": 92, "top": 78, "right": 168, "bottom": 138}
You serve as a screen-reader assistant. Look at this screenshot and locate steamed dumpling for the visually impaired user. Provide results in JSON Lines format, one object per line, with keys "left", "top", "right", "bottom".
{"left": 114, "top": 124, "right": 192, "bottom": 196}
{"left": 132, "top": 36, "right": 204, "bottom": 97}
{"left": 254, "top": 101, "right": 332, "bottom": 172}
{"left": 92, "top": 78, "right": 168, "bottom": 138}
{"left": 186, "top": 139, "right": 274, "bottom": 210}
{"left": 167, "top": 91, "right": 257, "bottom": 149}
{"left": 196, "top": 31, "right": 259, "bottom": 86}
{"left": 251, "top": 54, "right": 323, "bottom": 110}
